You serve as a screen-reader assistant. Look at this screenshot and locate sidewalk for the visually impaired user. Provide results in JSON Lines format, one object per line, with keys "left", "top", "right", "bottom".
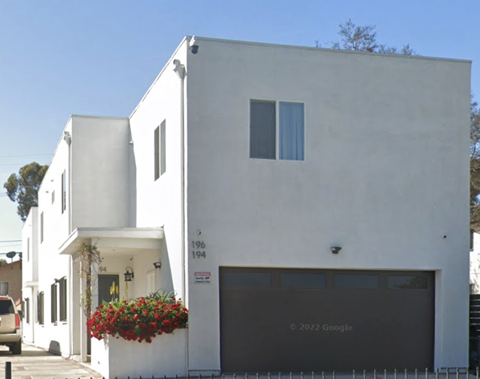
{"left": 0, "top": 344, "right": 103, "bottom": 379}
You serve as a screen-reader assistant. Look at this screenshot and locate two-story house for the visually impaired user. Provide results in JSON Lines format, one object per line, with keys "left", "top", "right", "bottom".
{"left": 22, "top": 36, "right": 471, "bottom": 377}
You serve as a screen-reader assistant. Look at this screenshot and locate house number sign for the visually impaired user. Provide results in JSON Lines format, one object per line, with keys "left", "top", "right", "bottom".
{"left": 191, "top": 241, "right": 207, "bottom": 259}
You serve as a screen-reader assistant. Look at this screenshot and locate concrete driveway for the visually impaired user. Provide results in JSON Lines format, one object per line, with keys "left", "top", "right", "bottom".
{"left": 0, "top": 343, "right": 103, "bottom": 379}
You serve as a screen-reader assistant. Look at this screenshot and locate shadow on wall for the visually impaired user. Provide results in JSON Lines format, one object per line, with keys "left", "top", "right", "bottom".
{"left": 48, "top": 340, "right": 61, "bottom": 355}
{"left": 156, "top": 237, "right": 174, "bottom": 295}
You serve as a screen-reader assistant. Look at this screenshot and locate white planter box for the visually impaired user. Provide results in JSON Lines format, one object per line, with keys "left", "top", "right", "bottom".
{"left": 91, "top": 330, "right": 187, "bottom": 379}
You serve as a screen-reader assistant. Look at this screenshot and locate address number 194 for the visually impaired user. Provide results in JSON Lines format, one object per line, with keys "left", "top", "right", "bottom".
{"left": 191, "top": 241, "right": 207, "bottom": 259}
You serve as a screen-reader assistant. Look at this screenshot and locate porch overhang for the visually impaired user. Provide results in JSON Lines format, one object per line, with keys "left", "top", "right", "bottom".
{"left": 23, "top": 281, "right": 39, "bottom": 287}
{"left": 58, "top": 227, "right": 164, "bottom": 257}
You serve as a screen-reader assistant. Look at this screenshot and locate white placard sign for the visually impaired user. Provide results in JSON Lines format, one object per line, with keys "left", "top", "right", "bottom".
{"left": 194, "top": 272, "right": 211, "bottom": 284}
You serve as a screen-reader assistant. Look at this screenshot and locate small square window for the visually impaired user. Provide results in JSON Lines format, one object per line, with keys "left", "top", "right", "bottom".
{"left": 250, "top": 100, "right": 304, "bottom": 161}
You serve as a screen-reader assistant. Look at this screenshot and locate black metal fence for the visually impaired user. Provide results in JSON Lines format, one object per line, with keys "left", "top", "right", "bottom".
{"left": 5, "top": 368, "right": 478, "bottom": 379}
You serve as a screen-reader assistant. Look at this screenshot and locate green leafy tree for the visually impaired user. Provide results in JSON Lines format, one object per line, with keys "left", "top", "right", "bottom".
{"left": 471, "top": 100, "right": 480, "bottom": 230}
{"left": 0, "top": 259, "right": 7, "bottom": 266}
{"left": 317, "top": 19, "right": 414, "bottom": 55}
{"left": 3, "top": 162, "right": 48, "bottom": 222}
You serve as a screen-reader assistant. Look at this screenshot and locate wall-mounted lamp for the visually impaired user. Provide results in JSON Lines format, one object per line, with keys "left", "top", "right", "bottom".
{"left": 124, "top": 267, "right": 134, "bottom": 282}
{"left": 330, "top": 246, "right": 342, "bottom": 254}
{"left": 153, "top": 261, "right": 162, "bottom": 269}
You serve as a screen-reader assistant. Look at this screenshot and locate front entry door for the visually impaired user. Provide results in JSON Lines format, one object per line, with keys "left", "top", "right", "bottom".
{"left": 87, "top": 275, "right": 120, "bottom": 355}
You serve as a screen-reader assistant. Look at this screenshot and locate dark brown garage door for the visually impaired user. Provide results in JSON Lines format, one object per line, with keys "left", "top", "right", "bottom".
{"left": 220, "top": 268, "right": 434, "bottom": 373}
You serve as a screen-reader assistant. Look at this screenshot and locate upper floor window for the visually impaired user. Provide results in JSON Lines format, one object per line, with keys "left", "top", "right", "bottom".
{"left": 61, "top": 170, "right": 67, "bottom": 213}
{"left": 27, "top": 237, "right": 30, "bottom": 262}
{"left": 40, "top": 212, "right": 44, "bottom": 243}
{"left": 250, "top": 100, "right": 304, "bottom": 161}
{"left": 154, "top": 121, "right": 167, "bottom": 181}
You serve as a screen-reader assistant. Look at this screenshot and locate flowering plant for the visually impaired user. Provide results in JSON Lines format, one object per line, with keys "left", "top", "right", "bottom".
{"left": 87, "top": 292, "right": 188, "bottom": 343}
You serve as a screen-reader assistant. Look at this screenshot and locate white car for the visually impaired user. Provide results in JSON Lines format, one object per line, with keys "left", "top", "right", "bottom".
{"left": 0, "top": 296, "right": 21, "bottom": 354}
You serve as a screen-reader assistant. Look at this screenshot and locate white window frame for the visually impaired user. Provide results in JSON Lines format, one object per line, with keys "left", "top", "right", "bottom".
{"left": 250, "top": 99, "right": 305, "bottom": 161}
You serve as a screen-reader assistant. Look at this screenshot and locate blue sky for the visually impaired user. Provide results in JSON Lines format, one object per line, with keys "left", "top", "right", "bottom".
{"left": 0, "top": 0, "right": 478, "bottom": 255}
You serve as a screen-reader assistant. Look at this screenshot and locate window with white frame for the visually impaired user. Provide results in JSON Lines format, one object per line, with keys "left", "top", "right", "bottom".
{"left": 40, "top": 212, "right": 44, "bottom": 243}
{"left": 61, "top": 170, "right": 67, "bottom": 213}
{"left": 38, "top": 291, "right": 44, "bottom": 325}
{"left": 51, "top": 283, "right": 57, "bottom": 323}
{"left": 250, "top": 100, "right": 305, "bottom": 161}
{"left": 0, "top": 282, "right": 8, "bottom": 296}
{"left": 25, "top": 298, "right": 30, "bottom": 324}
{"left": 59, "top": 277, "right": 67, "bottom": 322}
{"left": 154, "top": 120, "right": 166, "bottom": 181}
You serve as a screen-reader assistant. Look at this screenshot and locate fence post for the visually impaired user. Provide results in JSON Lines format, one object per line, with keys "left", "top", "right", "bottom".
{"left": 5, "top": 361, "right": 11, "bottom": 379}
{"left": 425, "top": 368, "right": 428, "bottom": 379}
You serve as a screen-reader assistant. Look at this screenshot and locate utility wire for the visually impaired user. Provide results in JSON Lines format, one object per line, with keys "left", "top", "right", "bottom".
{"left": 0, "top": 154, "right": 51, "bottom": 159}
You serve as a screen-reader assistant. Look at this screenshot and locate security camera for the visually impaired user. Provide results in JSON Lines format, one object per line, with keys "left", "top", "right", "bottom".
{"left": 190, "top": 37, "right": 199, "bottom": 54}
{"left": 190, "top": 44, "right": 199, "bottom": 54}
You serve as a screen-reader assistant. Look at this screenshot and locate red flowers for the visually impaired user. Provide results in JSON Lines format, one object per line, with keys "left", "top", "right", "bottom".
{"left": 87, "top": 293, "right": 188, "bottom": 343}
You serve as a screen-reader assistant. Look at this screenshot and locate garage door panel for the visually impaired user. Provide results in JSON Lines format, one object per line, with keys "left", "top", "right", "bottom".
{"left": 220, "top": 268, "right": 434, "bottom": 372}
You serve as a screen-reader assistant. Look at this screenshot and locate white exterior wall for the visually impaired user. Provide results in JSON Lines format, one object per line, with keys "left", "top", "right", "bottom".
{"left": 31, "top": 115, "right": 135, "bottom": 356}
{"left": 22, "top": 207, "right": 38, "bottom": 343}
{"left": 130, "top": 40, "right": 189, "bottom": 300}
{"left": 184, "top": 39, "right": 471, "bottom": 370}
{"left": 470, "top": 233, "right": 480, "bottom": 293}
{"left": 71, "top": 116, "right": 133, "bottom": 230}
{"left": 33, "top": 119, "right": 73, "bottom": 354}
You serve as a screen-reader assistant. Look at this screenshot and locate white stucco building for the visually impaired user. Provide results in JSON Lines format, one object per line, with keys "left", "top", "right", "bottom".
{"left": 22, "top": 37, "right": 471, "bottom": 377}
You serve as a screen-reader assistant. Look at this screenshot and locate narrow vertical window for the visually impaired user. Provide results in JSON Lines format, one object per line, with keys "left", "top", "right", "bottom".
{"left": 51, "top": 283, "right": 57, "bottom": 323}
{"left": 250, "top": 100, "right": 276, "bottom": 159}
{"left": 161, "top": 120, "right": 166, "bottom": 175}
{"left": 59, "top": 277, "right": 67, "bottom": 322}
{"left": 27, "top": 237, "right": 30, "bottom": 262}
{"left": 38, "top": 292, "right": 44, "bottom": 325}
{"left": 25, "top": 298, "right": 30, "bottom": 324}
{"left": 279, "top": 102, "right": 304, "bottom": 161}
{"left": 40, "top": 212, "right": 44, "bottom": 243}
{"left": 61, "top": 170, "right": 67, "bottom": 213}
{"left": 154, "top": 126, "right": 160, "bottom": 180}
{"left": 0, "top": 282, "right": 9, "bottom": 296}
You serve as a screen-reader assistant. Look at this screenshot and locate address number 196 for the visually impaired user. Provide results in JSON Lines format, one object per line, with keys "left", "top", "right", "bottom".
{"left": 191, "top": 241, "right": 207, "bottom": 259}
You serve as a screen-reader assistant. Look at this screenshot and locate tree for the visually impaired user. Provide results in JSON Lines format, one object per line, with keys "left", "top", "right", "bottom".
{"left": 4, "top": 162, "right": 48, "bottom": 222}
{"left": 317, "top": 19, "right": 415, "bottom": 55}
{"left": 324, "top": 19, "right": 478, "bottom": 230}
{"left": 471, "top": 100, "right": 480, "bottom": 230}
